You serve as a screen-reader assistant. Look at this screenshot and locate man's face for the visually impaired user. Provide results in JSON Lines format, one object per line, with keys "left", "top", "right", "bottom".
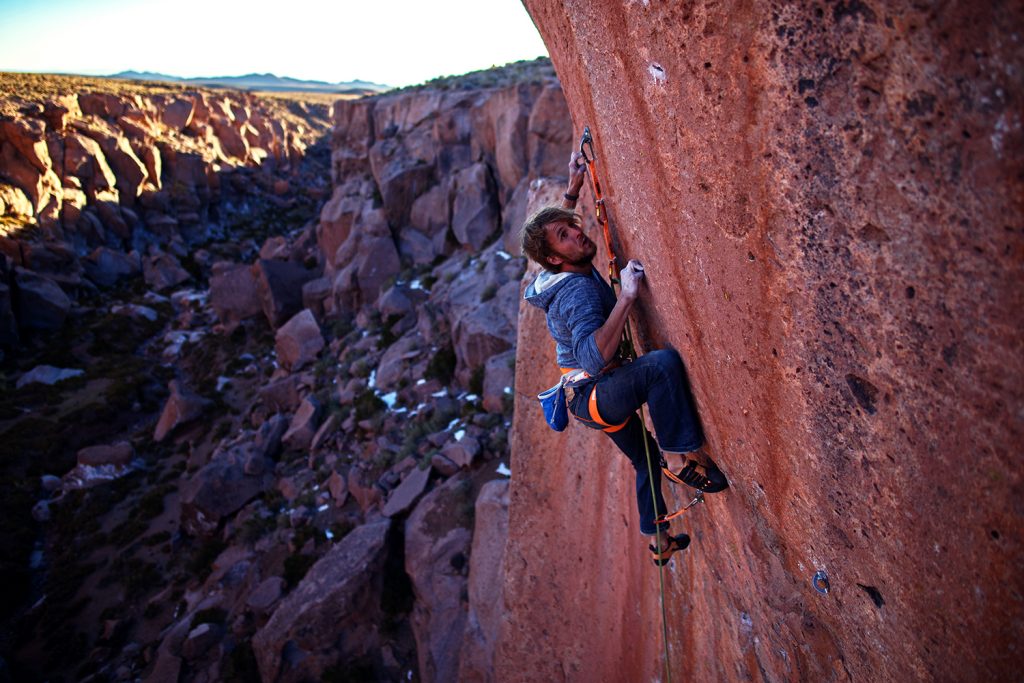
{"left": 544, "top": 220, "right": 597, "bottom": 269}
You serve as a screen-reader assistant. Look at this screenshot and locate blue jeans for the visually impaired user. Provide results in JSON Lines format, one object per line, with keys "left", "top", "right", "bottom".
{"left": 567, "top": 349, "right": 704, "bottom": 535}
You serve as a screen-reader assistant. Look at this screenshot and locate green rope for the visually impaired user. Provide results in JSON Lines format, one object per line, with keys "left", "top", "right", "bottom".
{"left": 622, "top": 315, "right": 673, "bottom": 683}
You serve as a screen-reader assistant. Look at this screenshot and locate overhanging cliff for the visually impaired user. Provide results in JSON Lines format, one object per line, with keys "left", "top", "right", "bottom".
{"left": 501, "top": 2, "right": 1023, "bottom": 681}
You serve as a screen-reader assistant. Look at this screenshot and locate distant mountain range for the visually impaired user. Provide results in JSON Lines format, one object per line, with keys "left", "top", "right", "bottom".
{"left": 108, "top": 71, "right": 392, "bottom": 95}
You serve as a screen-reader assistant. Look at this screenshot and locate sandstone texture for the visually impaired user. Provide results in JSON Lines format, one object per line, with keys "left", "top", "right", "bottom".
{"left": 500, "top": 2, "right": 1024, "bottom": 682}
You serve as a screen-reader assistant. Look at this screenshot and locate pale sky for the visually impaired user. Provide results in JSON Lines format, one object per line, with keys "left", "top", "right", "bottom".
{"left": 0, "top": 0, "right": 549, "bottom": 88}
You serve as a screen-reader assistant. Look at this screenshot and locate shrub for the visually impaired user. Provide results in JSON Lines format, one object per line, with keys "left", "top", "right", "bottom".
{"left": 425, "top": 345, "right": 457, "bottom": 385}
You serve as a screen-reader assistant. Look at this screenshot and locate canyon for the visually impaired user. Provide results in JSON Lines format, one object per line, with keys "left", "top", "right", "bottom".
{"left": 0, "top": 61, "right": 568, "bottom": 681}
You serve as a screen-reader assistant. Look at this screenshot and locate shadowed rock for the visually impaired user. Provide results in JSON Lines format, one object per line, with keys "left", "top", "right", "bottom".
{"left": 154, "top": 380, "right": 212, "bottom": 442}
{"left": 14, "top": 268, "right": 70, "bottom": 330}
{"left": 209, "top": 261, "right": 262, "bottom": 331}
{"left": 254, "top": 258, "right": 316, "bottom": 329}
{"left": 253, "top": 519, "right": 391, "bottom": 683}
{"left": 458, "top": 479, "right": 510, "bottom": 683}
{"left": 405, "top": 474, "right": 473, "bottom": 683}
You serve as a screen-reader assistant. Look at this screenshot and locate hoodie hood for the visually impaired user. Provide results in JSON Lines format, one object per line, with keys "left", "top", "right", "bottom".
{"left": 523, "top": 269, "right": 584, "bottom": 312}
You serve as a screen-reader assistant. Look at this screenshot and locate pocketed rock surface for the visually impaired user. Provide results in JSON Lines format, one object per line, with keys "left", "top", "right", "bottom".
{"left": 501, "top": 2, "right": 1023, "bottom": 682}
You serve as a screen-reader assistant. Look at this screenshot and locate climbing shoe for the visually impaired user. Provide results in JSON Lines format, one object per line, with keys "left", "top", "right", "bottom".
{"left": 649, "top": 533, "right": 691, "bottom": 566}
{"left": 661, "top": 457, "right": 729, "bottom": 494}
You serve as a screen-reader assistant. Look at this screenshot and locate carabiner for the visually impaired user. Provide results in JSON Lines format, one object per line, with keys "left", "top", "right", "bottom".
{"left": 579, "top": 126, "right": 595, "bottom": 163}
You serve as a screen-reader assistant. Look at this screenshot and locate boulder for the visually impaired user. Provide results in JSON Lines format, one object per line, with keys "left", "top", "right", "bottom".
{"left": 246, "top": 576, "right": 285, "bottom": 613}
{"left": 409, "top": 182, "right": 450, "bottom": 237}
{"left": 253, "top": 519, "right": 391, "bottom": 683}
{"left": 316, "top": 185, "right": 366, "bottom": 270}
{"left": 161, "top": 98, "right": 195, "bottom": 131}
{"left": 63, "top": 133, "right": 117, "bottom": 198}
{"left": 13, "top": 268, "right": 71, "bottom": 331}
{"left": 180, "top": 442, "right": 277, "bottom": 535}
{"left": 209, "top": 261, "right": 262, "bottom": 330}
{"left": 526, "top": 82, "right": 573, "bottom": 178}
{"left": 282, "top": 396, "right": 321, "bottom": 452}
{"left": 451, "top": 293, "right": 516, "bottom": 386}
{"left": 430, "top": 453, "right": 460, "bottom": 477}
{"left": 381, "top": 464, "right": 431, "bottom": 518}
{"left": 405, "top": 474, "right": 473, "bottom": 683}
{"left": 451, "top": 162, "right": 499, "bottom": 250}
{"left": 397, "top": 226, "right": 443, "bottom": 265}
{"left": 327, "top": 470, "right": 348, "bottom": 507}
{"left": 375, "top": 332, "right": 423, "bottom": 391}
{"left": 370, "top": 140, "right": 435, "bottom": 227}
{"left": 143, "top": 252, "right": 191, "bottom": 291}
{"left": 154, "top": 380, "right": 212, "bottom": 442}
{"left": 76, "top": 441, "right": 134, "bottom": 468}
{"left": 310, "top": 413, "right": 338, "bottom": 452}
{"left": 0, "top": 182, "right": 33, "bottom": 218}
{"left": 16, "top": 365, "right": 83, "bottom": 389}
{"left": 258, "top": 374, "right": 303, "bottom": 413}
{"left": 181, "top": 623, "right": 223, "bottom": 661}
{"left": 274, "top": 309, "right": 324, "bottom": 372}
{"left": 458, "top": 480, "right": 510, "bottom": 683}
{"left": 253, "top": 258, "right": 316, "bottom": 329}
{"left": 83, "top": 246, "right": 141, "bottom": 288}
{"left": 301, "top": 276, "right": 331, "bottom": 320}
{"left": 0, "top": 117, "right": 51, "bottom": 172}
{"left": 482, "top": 350, "right": 515, "bottom": 413}
{"left": 348, "top": 469, "right": 382, "bottom": 513}
{"left": 440, "top": 437, "right": 481, "bottom": 470}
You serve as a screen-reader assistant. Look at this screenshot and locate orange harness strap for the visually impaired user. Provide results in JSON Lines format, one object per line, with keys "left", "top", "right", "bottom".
{"left": 559, "top": 367, "right": 628, "bottom": 433}
{"left": 588, "top": 384, "right": 628, "bottom": 433}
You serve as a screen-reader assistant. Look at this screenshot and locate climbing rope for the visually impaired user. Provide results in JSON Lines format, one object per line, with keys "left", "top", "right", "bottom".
{"left": 579, "top": 126, "right": 675, "bottom": 683}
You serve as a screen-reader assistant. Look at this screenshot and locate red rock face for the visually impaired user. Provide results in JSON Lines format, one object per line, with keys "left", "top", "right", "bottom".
{"left": 502, "top": 2, "right": 1023, "bottom": 682}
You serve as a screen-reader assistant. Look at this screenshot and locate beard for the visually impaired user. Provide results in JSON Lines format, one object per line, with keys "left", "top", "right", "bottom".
{"left": 551, "top": 235, "right": 597, "bottom": 268}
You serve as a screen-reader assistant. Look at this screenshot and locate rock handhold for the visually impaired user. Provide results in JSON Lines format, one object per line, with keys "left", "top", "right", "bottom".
{"left": 154, "top": 380, "right": 212, "bottom": 442}
{"left": 253, "top": 519, "right": 392, "bottom": 683}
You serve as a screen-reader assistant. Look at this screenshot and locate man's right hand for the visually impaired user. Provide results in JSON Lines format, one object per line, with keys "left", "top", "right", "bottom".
{"left": 619, "top": 260, "right": 645, "bottom": 301}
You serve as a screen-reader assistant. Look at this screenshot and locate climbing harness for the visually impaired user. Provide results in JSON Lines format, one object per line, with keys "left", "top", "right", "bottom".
{"left": 559, "top": 366, "right": 629, "bottom": 433}
{"left": 577, "top": 126, "right": 700, "bottom": 683}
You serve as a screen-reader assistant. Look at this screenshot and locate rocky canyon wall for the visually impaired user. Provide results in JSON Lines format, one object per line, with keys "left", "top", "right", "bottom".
{"left": 0, "top": 77, "right": 329, "bottom": 346}
{"left": 1, "top": 63, "right": 578, "bottom": 682}
{"left": 502, "top": 2, "right": 1023, "bottom": 682}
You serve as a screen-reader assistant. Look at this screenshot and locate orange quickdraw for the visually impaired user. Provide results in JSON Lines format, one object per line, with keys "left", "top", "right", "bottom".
{"left": 579, "top": 127, "right": 619, "bottom": 285}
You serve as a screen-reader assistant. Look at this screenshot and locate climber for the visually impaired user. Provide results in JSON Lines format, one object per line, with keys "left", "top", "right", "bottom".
{"left": 520, "top": 150, "right": 728, "bottom": 565}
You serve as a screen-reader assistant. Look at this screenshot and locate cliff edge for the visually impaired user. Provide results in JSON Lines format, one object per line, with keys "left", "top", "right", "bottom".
{"left": 501, "top": 2, "right": 1022, "bottom": 681}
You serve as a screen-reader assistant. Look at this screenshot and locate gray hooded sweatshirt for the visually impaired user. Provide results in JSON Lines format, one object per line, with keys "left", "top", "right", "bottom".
{"left": 523, "top": 267, "right": 618, "bottom": 376}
